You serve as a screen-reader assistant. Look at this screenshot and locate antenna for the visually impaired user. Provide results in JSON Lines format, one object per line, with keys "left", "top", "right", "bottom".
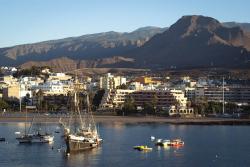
{"left": 19, "top": 80, "right": 22, "bottom": 112}
{"left": 222, "top": 77, "right": 225, "bottom": 114}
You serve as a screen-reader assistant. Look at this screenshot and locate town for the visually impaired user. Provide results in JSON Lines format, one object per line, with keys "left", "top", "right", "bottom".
{"left": 0, "top": 66, "right": 249, "bottom": 118}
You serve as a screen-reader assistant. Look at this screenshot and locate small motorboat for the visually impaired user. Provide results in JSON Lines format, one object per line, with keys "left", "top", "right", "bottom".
{"left": 150, "top": 136, "right": 155, "bottom": 141}
{"left": 0, "top": 137, "right": 6, "bottom": 142}
{"left": 155, "top": 139, "right": 171, "bottom": 147}
{"left": 133, "top": 145, "right": 152, "bottom": 151}
{"left": 168, "top": 139, "right": 184, "bottom": 147}
{"left": 155, "top": 139, "right": 162, "bottom": 145}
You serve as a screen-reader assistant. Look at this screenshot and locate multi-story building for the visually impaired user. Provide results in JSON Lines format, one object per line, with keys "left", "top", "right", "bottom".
{"left": 34, "top": 81, "right": 67, "bottom": 96}
{"left": 99, "top": 88, "right": 193, "bottom": 116}
{"left": 129, "top": 82, "right": 144, "bottom": 91}
{"left": 2, "top": 83, "right": 32, "bottom": 100}
{"left": 99, "top": 73, "right": 126, "bottom": 90}
{"left": 130, "top": 89, "right": 187, "bottom": 108}
{"left": 99, "top": 89, "right": 135, "bottom": 109}
{"left": 195, "top": 86, "right": 250, "bottom": 104}
{"left": 185, "top": 87, "right": 196, "bottom": 101}
{"left": 0, "top": 75, "right": 18, "bottom": 85}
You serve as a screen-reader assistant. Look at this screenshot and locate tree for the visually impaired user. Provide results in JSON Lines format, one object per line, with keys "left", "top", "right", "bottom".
{"left": 35, "top": 89, "right": 44, "bottom": 111}
{"left": 151, "top": 94, "right": 158, "bottom": 114}
{"left": 0, "top": 99, "right": 9, "bottom": 110}
{"left": 23, "top": 93, "right": 31, "bottom": 105}
{"left": 116, "top": 84, "right": 128, "bottom": 89}
{"left": 13, "top": 66, "right": 47, "bottom": 77}
{"left": 192, "top": 97, "right": 208, "bottom": 116}
{"left": 207, "top": 102, "right": 221, "bottom": 114}
{"left": 48, "top": 103, "right": 60, "bottom": 112}
{"left": 225, "top": 103, "right": 238, "bottom": 113}
{"left": 122, "top": 97, "right": 136, "bottom": 115}
{"left": 92, "top": 89, "right": 105, "bottom": 108}
{"left": 142, "top": 102, "right": 154, "bottom": 115}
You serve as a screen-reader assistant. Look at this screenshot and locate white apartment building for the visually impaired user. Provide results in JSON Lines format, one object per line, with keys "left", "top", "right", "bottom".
{"left": 99, "top": 73, "right": 126, "bottom": 90}
{"left": 129, "top": 82, "right": 144, "bottom": 91}
{"left": 34, "top": 81, "right": 66, "bottom": 95}
{"left": 47, "top": 73, "right": 72, "bottom": 81}
{"left": 2, "top": 83, "right": 32, "bottom": 100}
{"left": 99, "top": 88, "right": 191, "bottom": 113}
{"left": 99, "top": 89, "right": 135, "bottom": 109}
{"left": 170, "top": 89, "right": 188, "bottom": 107}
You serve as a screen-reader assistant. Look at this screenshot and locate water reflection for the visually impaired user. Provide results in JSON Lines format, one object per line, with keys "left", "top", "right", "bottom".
{"left": 103, "top": 122, "right": 125, "bottom": 131}
{"left": 1, "top": 123, "right": 250, "bottom": 167}
{"left": 63, "top": 147, "right": 102, "bottom": 167}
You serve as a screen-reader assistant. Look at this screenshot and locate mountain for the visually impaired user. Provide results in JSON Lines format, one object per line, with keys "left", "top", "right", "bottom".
{"left": 129, "top": 15, "right": 250, "bottom": 69}
{"left": 2, "top": 15, "right": 250, "bottom": 71}
{"left": 0, "top": 27, "right": 166, "bottom": 66}
{"left": 20, "top": 56, "right": 135, "bottom": 72}
{"left": 223, "top": 22, "right": 250, "bottom": 32}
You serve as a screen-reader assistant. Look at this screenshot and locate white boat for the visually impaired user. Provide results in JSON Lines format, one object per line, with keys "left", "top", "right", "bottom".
{"left": 30, "top": 133, "right": 54, "bottom": 143}
{"left": 155, "top": 139, "right": 162, "bottom": 145}
{"left": 15, "top": 132, "right": 21, "bottom": 135}
{"left": 155, "top": 139, "right": 171, "bottom": 146}
{"left": 16, "top": 103, "right": 54, "bottom": 144}
{"left": 17, "top": 133, "right": 54, "bottom": 143}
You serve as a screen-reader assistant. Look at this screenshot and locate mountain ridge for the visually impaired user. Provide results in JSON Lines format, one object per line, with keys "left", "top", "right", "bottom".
{"left": 1, "top": 15, "right": 250, "bottom": 70}
{"left": 128, "top": 15, "right": 250, "bottom": 69}
{"left": 222, "top": 22, "right": 250, "bottom": 32}
{"left": 0, "top": 26, "right": 166, "bottom": 65}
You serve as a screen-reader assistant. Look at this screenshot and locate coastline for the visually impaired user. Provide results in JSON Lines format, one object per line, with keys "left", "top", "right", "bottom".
{"left": 1, "top": 115, "right": 250, "bottom": 125}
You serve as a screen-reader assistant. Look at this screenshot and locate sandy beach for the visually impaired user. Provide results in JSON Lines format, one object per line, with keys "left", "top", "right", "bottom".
{"left": 1, "top": 114, "right": 250, "bottom": 125}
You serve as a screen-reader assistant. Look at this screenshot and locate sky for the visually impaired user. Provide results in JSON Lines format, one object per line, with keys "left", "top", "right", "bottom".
{"left": 0, "top": 0, "right": 250, "bottom": 47}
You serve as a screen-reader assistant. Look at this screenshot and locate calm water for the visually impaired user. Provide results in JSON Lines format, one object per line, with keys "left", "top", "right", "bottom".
{"left": 0, "top": 123, "right": 250, "bottom": 167}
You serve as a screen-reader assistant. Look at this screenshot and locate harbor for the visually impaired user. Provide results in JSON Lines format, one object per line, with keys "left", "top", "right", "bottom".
{"left": 0, "top": 122, "right": 250, "bottom": 167}
{"left": 1, "top": 114, "right": 250, "bottom": 125}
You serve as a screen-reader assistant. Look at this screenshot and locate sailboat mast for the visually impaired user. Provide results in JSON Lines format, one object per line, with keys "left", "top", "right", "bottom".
{"left": 74, "top": 91, "right": 77, "bottom": 133}
{"left": 25, "top": 107, "right": 27, "bottom": 135}
{"left": 87, "top": 93, "right": 97, "bottom": 133}
{"left": 222, "top": 77, "right": 225, "bottom": 114}
{"left": 19, "top": 82, "right": 22, "bottom": 112}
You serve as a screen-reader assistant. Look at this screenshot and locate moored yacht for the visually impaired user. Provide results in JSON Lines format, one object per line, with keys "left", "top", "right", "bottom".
{"left": 16, "top": 105, "right": 54, "bottom": 144}
{"left": 16, "top": 133, "right": 54, "bottom": 143}
{"left": 64, "top": 78, "right": 102, "bottom": 153}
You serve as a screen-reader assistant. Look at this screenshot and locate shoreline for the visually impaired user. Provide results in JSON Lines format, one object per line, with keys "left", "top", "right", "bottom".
{"left": 1, "top": 115, "right": 250, "bottom": 125}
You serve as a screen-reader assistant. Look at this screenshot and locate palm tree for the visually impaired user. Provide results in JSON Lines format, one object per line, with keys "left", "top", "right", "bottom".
{"left": 35, "top": 89, "right": 44, "bottom": 112}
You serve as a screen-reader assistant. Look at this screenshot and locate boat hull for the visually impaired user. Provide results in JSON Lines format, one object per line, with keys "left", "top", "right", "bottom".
{"left": 66, "top": 136, "right": 99, "bottom": 153}
{"left": 16, "top": 136, "right": 32, "bottom": 143}
{"left": 31, "top": 135, "right": 54, "bottom": 143}
{"left": 16, "top": 135, "right": 54, "bottom": 143}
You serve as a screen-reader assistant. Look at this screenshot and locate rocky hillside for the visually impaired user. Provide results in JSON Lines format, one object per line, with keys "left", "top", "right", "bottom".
{"left": 20, "top": 56, "right": 135, "bottom": 72}
{"left": 0, "top": 26, "right": 166, "bottom": 65}
{"left": 129, "top": 15, "right": 250, "bottom": 69}
{"left": 2, "top": 15, "right": 250, "bottom": 70}
{"left": 223, "top": 22, "right": 250, "bottom": 32}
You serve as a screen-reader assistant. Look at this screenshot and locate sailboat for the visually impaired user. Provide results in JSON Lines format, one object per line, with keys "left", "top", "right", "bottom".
{"left": 219, "top": 77, "right": 232, "bottom": 118}
{"left": 64, "top": 78, "right": 102, "bottom": 153}
{"left": 16, "top": 102, "right": 54, "bottom": 143}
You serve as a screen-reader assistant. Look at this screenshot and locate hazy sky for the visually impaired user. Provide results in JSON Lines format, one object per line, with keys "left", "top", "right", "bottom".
{"left": 0, "top": 0, "right": 250, "bottom": 47}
